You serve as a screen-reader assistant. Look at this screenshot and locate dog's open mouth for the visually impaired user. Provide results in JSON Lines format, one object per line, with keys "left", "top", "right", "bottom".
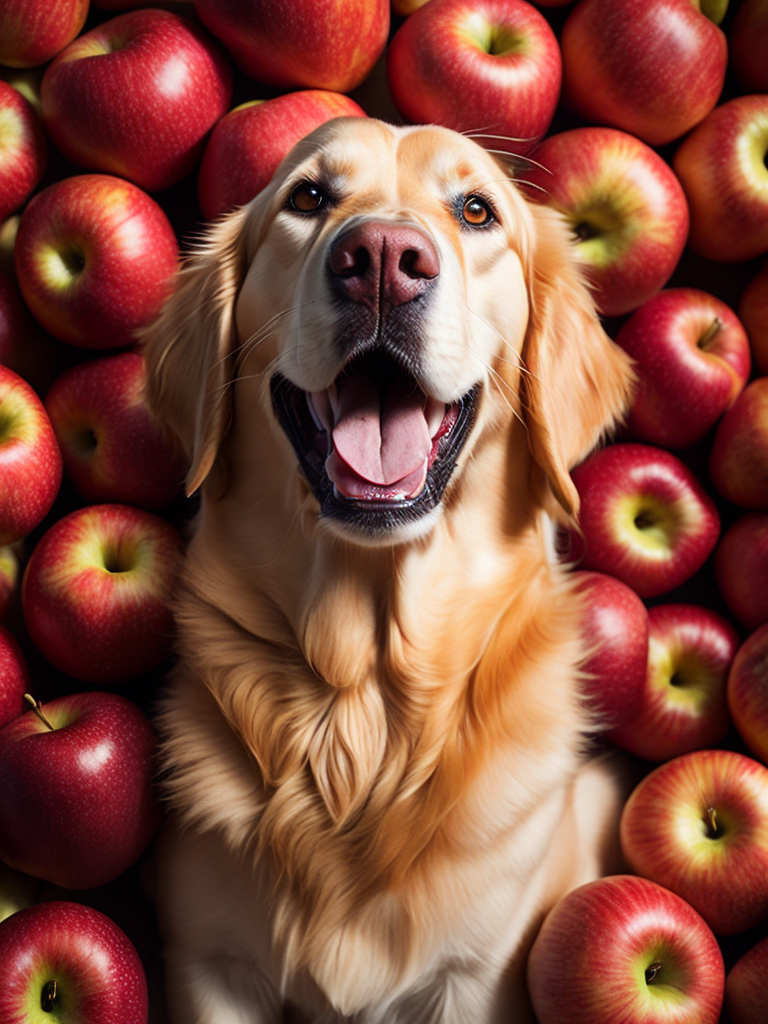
{"left": 271, "top": 351, "right": 479, "bottom": 534}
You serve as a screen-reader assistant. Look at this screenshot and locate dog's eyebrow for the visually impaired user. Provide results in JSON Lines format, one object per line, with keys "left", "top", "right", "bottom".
{"left": 280, "top": 159, "right": 350, "bottom": 201}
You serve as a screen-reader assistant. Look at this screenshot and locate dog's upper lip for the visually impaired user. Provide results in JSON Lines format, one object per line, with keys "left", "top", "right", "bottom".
{"left": 307, "top": 375, "right": 450, "bottom": 501}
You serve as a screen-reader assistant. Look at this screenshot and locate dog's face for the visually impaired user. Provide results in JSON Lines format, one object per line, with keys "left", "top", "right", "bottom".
{"left": 144, "top": 117, "right": 632, "bottom": 547}
{"left": 236, "top": 118, "right": 533, "bottom": 541}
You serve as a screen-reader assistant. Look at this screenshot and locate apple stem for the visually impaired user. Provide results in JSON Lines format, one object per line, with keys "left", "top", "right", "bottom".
{"left": 41, "top": 979, "right": 59, "bottom": 1012}
{"left": 23, "top": 694, "right": 55, "bottom": 732}
{"left": 697, "top": 317, "right": 723, "bottom": 351}
{"left": 705, "top": 805, "right": 720, "bottom": 838}
{"left": 645, "top": 961, "right": 663, "bottom": 984}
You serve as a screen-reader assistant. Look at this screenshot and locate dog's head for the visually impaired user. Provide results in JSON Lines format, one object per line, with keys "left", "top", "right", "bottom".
{"left": 144, "top": 117, "right": 632, "bottom": 546}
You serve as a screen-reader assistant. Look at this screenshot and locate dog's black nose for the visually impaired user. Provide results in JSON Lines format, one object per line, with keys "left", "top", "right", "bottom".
{"left": 328, "top": 221, "right": 439, "bottom": 312}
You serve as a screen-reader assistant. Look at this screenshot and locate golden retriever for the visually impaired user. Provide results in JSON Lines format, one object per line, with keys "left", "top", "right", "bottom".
{"left": 142, "top": 116, "right": 634, "bottom": 1024}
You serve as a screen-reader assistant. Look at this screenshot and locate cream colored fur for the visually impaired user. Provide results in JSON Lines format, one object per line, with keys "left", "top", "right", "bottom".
{"left": 142, "top": 118, "right": 634, "bottom": 1023}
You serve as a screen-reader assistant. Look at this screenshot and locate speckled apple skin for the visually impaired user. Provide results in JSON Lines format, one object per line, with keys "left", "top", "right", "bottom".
{"left": 0, "top": 692, "right": 160, "bottom": 890}
{"left": 0, "top": 364, "right": 63, "bottom": 545}
{"left": 45, "top": 351, "right": 187, "bottom": 510}
{"left": 21, "top": 503, "right": 182, "bottom": 684}
{"left": 0, "top": 900, "right": 148, "bottom": 1024}
{"left": 40, "top": 8, "right": 232, "bottom": 192}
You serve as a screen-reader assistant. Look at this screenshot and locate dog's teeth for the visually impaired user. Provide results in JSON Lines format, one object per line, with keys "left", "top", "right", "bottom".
{"left": 426, "top": 397, "right": 446, "bottom": 438}
{"left": 308, "top": 391, "right": 331, "bottom": 431}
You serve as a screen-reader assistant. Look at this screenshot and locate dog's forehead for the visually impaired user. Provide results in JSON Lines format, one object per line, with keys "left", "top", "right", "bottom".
{"left": 289, "top": 117, "right": 507, "bottom": 204}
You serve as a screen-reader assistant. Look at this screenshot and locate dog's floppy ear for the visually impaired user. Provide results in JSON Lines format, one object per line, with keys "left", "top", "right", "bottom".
{"left": 141, "top": 203, "right": 252, "bottom": 497}
{"left": 521, "top": 203, "right": 635, "bottom": 517}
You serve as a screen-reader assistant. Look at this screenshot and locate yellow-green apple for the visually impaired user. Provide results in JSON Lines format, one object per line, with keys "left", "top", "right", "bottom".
{"left": 194, "top": 0, "right": 389, "bottom": 92}
{"left": 521, "top": 128, "right": 689, "bottom": 317}
{"left": 0, "top": 901, "right": 148, "bottom": 1023}
{"left": 673, "top": 95, "right": 768, "bottom": 263}
{"left": 198, "top": 92, "right": 366, "bottom": 221}
{"left": 0, "top": 544, "right": 18, "bottom": 620}
{"left": 729, "top": 0, "right": 768, "bottom": 93}
{"left": 0, "top": 623, "right": 28, "bottom": 728}
{"left": 724, "top": 934, "right": 768, "bottom": 1024}
{"left": 0, "top": 364, "right": 62, "bottom": 546}
{"left": 608, "top": 604, "right": 738, "bottom": 761}
{"left": 727, "top": 623, "right": 768, "bottom": 765}
{"left": 573, "top": 570, "right": 649, "bottom": 733}
{"left": 560, "top": 0, "right": 728, "bottom": 147}
{"left": 615, "top": 288, "right": 751, "bottom": 449}
{"left": 0, "top": 691, "right": 160, "bottom": 888}
{"left": 15, "top": 174, "right": 179, "bottom": 350}
{"left": 527, "top": 874, "right": 725, "bottom": 1024}
{"left": 0, "top": 862, "right": 37, "bottom": 924}
{"left": 21, "top": 504, "right": 182, "bottom": 684}
{"left": 0, "top": 79, "right": 46, "bottom": 222}
{"left": 44, "top": 351, "right": 187, "bottom": 511}
{"left": 714, "top": 513, "right": 768, "bottom": 630}
{"left": 739, "top": 263, "right": 768, "bottom": 375}
{"left": 0, "top": 0, "right": 89, "bottom": 68}
{"left": 569, "top": 443, "right": 719, "bottom": 599}
{"left": 40, "top": 8, "right": 232, "bottom": 193}
{"left": 0, "top": 213, "right": 20, "bottom": 274}
{"left": 708, "top": 377, "right": 768, "bottom": 510}
{"left": 386, "top": 0, "right": 561, "bottom": 158}
{"left": 620, "top": 749, "right": 768, "bottom": 935}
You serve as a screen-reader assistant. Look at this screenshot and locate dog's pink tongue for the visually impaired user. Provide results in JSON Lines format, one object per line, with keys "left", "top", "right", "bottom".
{"left": 331, "top": 373, "right": 430, "bottom": 487}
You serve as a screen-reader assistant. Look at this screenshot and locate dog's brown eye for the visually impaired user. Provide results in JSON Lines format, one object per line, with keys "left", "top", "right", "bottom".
{"left": 288, "top": 182, "right": 328, "bottom": 214}
{"left": 461, "top": 195, "right": 494, "bottom": 227}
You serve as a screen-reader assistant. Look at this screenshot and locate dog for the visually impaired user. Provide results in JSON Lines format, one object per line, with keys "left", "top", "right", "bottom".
{"left": 142, "top": 116, "right": 634, "bottom": 1024}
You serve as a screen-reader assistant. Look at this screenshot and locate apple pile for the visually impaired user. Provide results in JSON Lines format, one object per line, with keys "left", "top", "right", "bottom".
{"left": 2, "top": 0, "right": 768, "bottom": 1021}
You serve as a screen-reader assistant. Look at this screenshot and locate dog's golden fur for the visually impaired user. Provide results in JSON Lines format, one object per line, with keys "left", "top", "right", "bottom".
{"left": 142, "top": 118, "right": 634, "bottom": 1023}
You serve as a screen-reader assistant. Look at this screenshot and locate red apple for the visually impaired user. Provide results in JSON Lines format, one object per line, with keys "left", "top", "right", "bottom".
{"left": 570, "top": 443, "right": 720, "bottom": 599}
{"left": 0, "top": 543, "right": 18, "bottom": 620}
{"left": 0, "top": 691, "right": 160, "bottom": 889}
{"left": 195, "top": 0, "right": 389, "bottom": 93}
{"left": 527, "top": 874, "right": 725, "bottom": 1024}
{"left": 198, "top": 92, "right": 367, "bottom": 221}
{"left": 0, "top": 269, "right": 66, "bottom": 393}
{"left": 0, "top": 364, "right": 62, "bottom": 545}
{"left": 560, "top": 0, "right": 727, "bottom": 147}
{"left": 15, "top": 174, "right": 178, "bottom": 350}
{"left": 573, "top": 570, "right": 649, "bottom": 733}
{"left": 714, "top": 513, "right": 768, "bottom": 630}
{"left": 45, "top": 351, "right": 187, "bottom": 511}
{"left": 615, "top": 288, "right": 751, "bottom": 450}
{"left": 41, "top": 8, "right": 232, "bottom": 193}
{"left": 724, "top": 934, "right": 768, "bottom": 1024}
{"left": 727, "top": 623, "right": 768, "bottom": 766}
{"left": 673, "top": 95, "right": 768, "bottom": 263}
{"left": 0, "top": 0, "right": 89, "bottom": 68}
{"left": 620, "top": 749, "right": 768, "bottom": 935}
{"left": 0, "top": 901, "right": 148, "bottom": 1023}
{"left": 521, "top": 128, "right": 689, "bottom": 317}
{"left": 0, "top": 623, "right": 28, "bottom": 728}
{"left": 22, "top": 504, "right": 182, "bottom": 684}
{"left": 608, "top": 604, "right": 738, "bottom": 761}
{"left": 729, "top": 0, "right": 768, "bottom": 93}
{"left": 387, "top": 0, "right": 561, "bottom": 158}
{"left": 0, "top": 79, "right": 46, "bottom": 222}
{"left": 708, "top": 377, "right": 768, "bottom": 510}
{"left": 739, "top": 262, "right": 768, "bottom": 376}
